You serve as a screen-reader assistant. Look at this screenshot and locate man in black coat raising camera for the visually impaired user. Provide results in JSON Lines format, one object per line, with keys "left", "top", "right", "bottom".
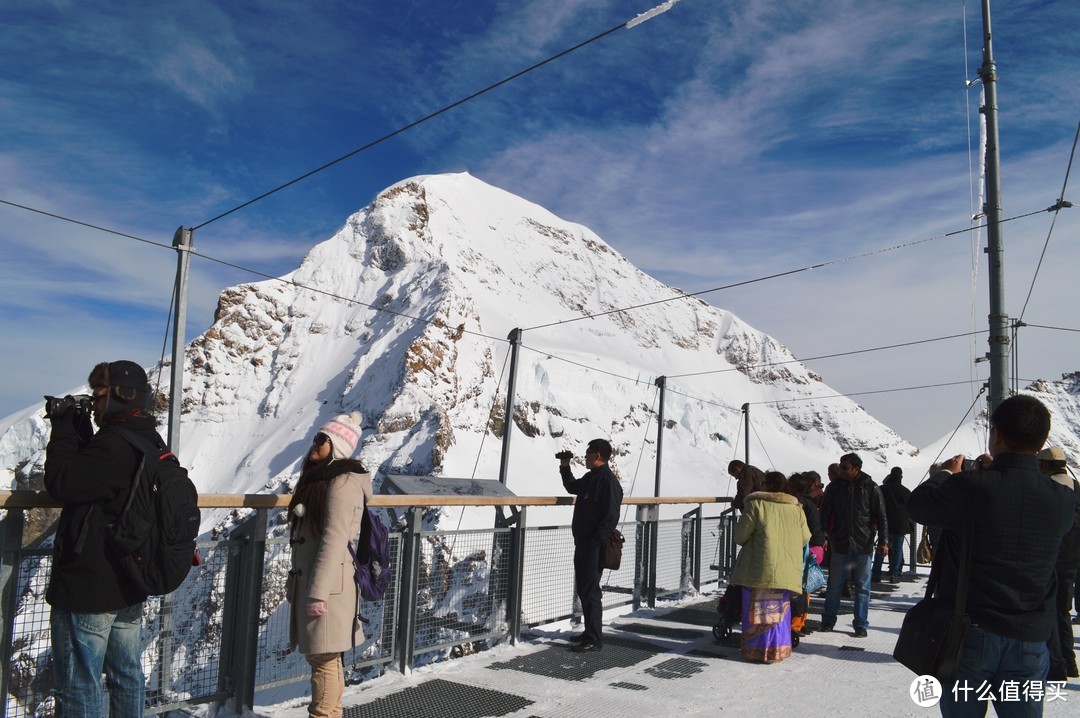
{"left": 44, "top": 360, "right": 158, "bottom": 718}
{"left": 559, "top": 438, "right": 623, "bottom": 653}
{"left": 908, "top": 395, "right": 1075, "bottom": 715}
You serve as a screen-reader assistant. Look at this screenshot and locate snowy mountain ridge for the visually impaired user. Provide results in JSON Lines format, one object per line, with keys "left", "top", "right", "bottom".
{"left": 7, "top": 173, "right": 1076, "bottom": 531}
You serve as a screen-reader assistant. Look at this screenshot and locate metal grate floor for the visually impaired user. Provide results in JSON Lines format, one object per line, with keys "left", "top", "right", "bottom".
{"left": 487, "top": 635, "right": 663, "bottom": 681}
{"left": 614, "top": 622, "right": 706, "bottom": 641}
{"left": 644, "top": 657, "right": 709, "bottom": 680}
{"left": 342, "top": 678, "right": 532, "bottom": 718}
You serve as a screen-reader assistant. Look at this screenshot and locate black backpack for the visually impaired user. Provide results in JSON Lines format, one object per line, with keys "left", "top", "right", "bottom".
{"left": 105, "top": 428, "right": 201, "bottom": 596}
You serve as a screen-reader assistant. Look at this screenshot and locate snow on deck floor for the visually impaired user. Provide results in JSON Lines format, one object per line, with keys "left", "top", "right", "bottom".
{"left": 263, "top": 575, "right": 1080, "bottom": 718}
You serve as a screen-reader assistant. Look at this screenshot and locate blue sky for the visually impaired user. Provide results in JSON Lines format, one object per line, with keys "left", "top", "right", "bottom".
{"left": 1, "top": 0, "right": 1077, "bottom": 448}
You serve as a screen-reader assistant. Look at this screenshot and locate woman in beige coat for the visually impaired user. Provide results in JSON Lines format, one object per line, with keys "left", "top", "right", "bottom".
{"left": 287, "top": 412, "right": 372, "bottom": 718}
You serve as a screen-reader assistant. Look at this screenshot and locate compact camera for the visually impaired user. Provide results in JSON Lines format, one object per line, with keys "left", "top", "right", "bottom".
{"left": 961, "top": 458, "right": 979, "bottom": 472}
{"left": 555, "top": 450, "right": 573, "bottom": 461}
{"left": 43, "top": 394, "right": 92, "bottom": 418}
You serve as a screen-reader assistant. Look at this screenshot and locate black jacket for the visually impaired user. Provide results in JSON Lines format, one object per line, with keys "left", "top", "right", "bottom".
{"left": 819, "top": 472, "right": 887, "bottom": 555}
{"left": 798, "top": 494, "right": 825, "bottom": 548}
{"left": 45, "top": 412, "right": 158, "bottom": 612}
{"left": 880, "top": 476, "right": 913, "bottom": 535}
{"left": 1049, "top": 472, "right": 1080, "bottom": 571}
{"left": 908, "top": 454, "right": 1076, "bottom": 642}
{"left": 561, "top": 463, "right": 623, "bottom": 544}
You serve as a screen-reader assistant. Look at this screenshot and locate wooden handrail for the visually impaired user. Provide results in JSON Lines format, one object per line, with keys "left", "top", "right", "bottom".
{"left": 0, "top": 490, "right": 730, "bottom": 510}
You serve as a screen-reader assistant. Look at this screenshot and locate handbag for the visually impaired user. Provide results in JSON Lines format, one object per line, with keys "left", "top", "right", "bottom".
{"left": 916, "top": 527, "right": 934, "bottom": 564}
{"left": 893, "top": 512, "right": 973, "bottom": 684}
{"left": 600, "top": 529, "right": 625, "bottom": 571}
{"left": 803, "top": 552, "right": 826, "bottom": 594}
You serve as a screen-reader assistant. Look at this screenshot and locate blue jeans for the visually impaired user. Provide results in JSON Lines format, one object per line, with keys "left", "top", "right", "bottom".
{"left": 939, "top": 626, "right": 1049, "bottom": 718}
{"left": 50, "top": 603, "right": 145, "bottom": 718}
{"left": 821, "top": 551, "right": 871, "bottom": 630}
{"left": 872, "top": 533, "right": 907, "bottom": 581}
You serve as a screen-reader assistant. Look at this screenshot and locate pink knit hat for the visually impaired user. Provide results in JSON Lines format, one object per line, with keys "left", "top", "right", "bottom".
{"left": 318, "top": 411, "right": 363, "bottom": 461}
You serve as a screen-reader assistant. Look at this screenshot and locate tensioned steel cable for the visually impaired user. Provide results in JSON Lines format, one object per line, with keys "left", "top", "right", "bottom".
{"left": 915, "top": 384, "right": 987, "bottom": 485}
{"left": 522, "top": 210, "right": 1051, "bottom": 333}
{"left": 1017, "top": 119, "right": 1079, "bottom": 323}
{"left": 192, "top": 1, "right": 682, "bottom": 231}
{"left": 1022, "top": 323, "right": 1080, "bottom": 333}
{"left": 668, "top": 330, "right": 988, "bottom": 380}
{"left": 0, "top": 199, "right": 1056, "bottom": 347}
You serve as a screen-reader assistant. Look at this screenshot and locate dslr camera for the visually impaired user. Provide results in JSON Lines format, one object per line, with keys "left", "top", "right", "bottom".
{"left": 44, "top": 394, "right": 92, "bottom": 419}
{"left": 555, "top": 450, "right": 573, "bottom": 461}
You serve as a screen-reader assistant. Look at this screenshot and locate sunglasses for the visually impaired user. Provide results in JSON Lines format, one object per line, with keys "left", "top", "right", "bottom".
{"left": 312, "top": 433, "right": 330, "bottom": 447}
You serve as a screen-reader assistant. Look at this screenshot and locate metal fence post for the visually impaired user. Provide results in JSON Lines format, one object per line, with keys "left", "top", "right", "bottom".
{"left": 506, "top": 507, "right": 527, "bottom": 644}
{"left": 633, "top": 505, "right": 658, "bottom": 609}
{"left": 220, "top": 510, "right": 267, "bottom": 714}
{"left": 396, "top": 508, "right": 423, "bottom": 674}
{"left": 681, "top": 506, "right": 702, "bottom": 594}
{"left": 0, "top": 509, "right": 26, "bottom": 718}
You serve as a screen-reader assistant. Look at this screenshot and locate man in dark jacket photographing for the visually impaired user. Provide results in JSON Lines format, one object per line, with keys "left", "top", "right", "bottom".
{"left": 45, "top": 360, "right": 158, "bottom": 718}
{"left": 909, "top": 395, "right": 1075, "bottom": 716}
{"left": 560, "top": 438, "right": 623, "bottom": 653}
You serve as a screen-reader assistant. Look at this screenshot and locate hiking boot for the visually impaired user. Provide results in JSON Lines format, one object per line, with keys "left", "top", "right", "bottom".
{"left": 854, "top": 628, "right": 868, "bottom": 638}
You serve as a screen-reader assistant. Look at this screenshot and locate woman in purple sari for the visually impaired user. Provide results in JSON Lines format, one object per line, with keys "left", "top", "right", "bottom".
{"left": 730, "top": 471, "right": 811, "bottom": 662}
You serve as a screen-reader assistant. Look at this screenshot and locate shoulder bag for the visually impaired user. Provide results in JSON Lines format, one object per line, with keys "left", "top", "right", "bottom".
{"left": 600, "top": 529, "right": 625, "bottom": 571}
{"left": 803, "top": 548, "right": 826, "bottom": 594}
{"left": 892, "top": 511, "right": 973, "bottom": 684}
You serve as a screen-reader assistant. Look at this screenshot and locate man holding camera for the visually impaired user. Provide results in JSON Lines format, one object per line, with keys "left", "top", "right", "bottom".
{"left": 908, "top": 395, "right": 1076, "bottom": 716}
{"left": 559, "top": 439, "right": 623, "bottom": 653}
{"left": 44, "top": 361, "right": 157, "bottom": 717}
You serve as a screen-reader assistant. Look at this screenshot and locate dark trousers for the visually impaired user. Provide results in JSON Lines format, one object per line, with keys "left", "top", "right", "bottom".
{"left": 1049, "top": 566, "right": 1078, "bottom": 678}
{"left": 573, "top": 538, "right": 604, "bottom": 644}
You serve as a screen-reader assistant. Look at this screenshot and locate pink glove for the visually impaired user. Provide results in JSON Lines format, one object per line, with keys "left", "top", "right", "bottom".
{"left": 307, "top": 599, "right": 327, "bottom": 617}
{"left": 809, "top": 545, "right": 825, "bottom": 565}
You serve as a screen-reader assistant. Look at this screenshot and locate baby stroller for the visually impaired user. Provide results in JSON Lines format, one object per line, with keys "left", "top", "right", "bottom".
{"left": 712, "top": 583, "right": 741, "bottom": 640}
{"left": 713, "top": 583, "right": 801, "bottom": 648}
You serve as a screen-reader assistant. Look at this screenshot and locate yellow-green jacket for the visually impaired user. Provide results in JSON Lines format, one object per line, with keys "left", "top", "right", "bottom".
{"left": 730, "top": 491, "right": 811, "bottom": 594}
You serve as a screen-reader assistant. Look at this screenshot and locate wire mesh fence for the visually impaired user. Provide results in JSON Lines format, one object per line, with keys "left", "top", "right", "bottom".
{"left": 1, "top": 499, "right": 729, "bottom": 717}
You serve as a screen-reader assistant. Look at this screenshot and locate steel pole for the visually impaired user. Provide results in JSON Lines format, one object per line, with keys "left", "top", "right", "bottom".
{"left": 980, "top": 0, "right": 1010, "bottom": 412}
{"left": 654, "top": 376, "right": 666, "bottom": 497}
{"left": 168, "top": 226, "right": 193, "bottom": 453}
{"left": 497, "top": 328, "right": 522, "bottom": 486}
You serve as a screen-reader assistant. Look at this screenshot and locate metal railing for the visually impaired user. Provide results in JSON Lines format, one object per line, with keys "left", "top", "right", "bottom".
{"left": 0, "top": 492, "right": 734, "bottom": 718}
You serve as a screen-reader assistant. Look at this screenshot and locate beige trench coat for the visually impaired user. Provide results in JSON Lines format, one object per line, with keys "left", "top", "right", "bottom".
{"left": 287, "top": 470, "right": 372, "bottom": 655}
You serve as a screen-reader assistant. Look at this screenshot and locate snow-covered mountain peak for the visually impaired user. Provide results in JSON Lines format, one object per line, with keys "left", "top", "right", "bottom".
{"left": 4, "top": 172, "right": 927, "bottom": 527}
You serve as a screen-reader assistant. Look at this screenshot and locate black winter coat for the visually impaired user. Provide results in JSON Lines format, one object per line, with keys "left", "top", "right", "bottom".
{"left": 908, "top": 454, "right": 1076, "bottom": 642}
{"left": 1049, "top": 472, "right": 1080, "bottom": 571}
{"left": 798, "top": 494, "right": 825, "bottom": 547}
{"left": 819, "top": 472, "right": 887, "bottom": 555}
{"left": 561, "top": 463, "right": 623, "bottom": 544}
{"left": 880, "top": 477, "right": 913, "bottom": 535}
{"left": 45, "top": 412, "right": 157, "bottom": 612}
